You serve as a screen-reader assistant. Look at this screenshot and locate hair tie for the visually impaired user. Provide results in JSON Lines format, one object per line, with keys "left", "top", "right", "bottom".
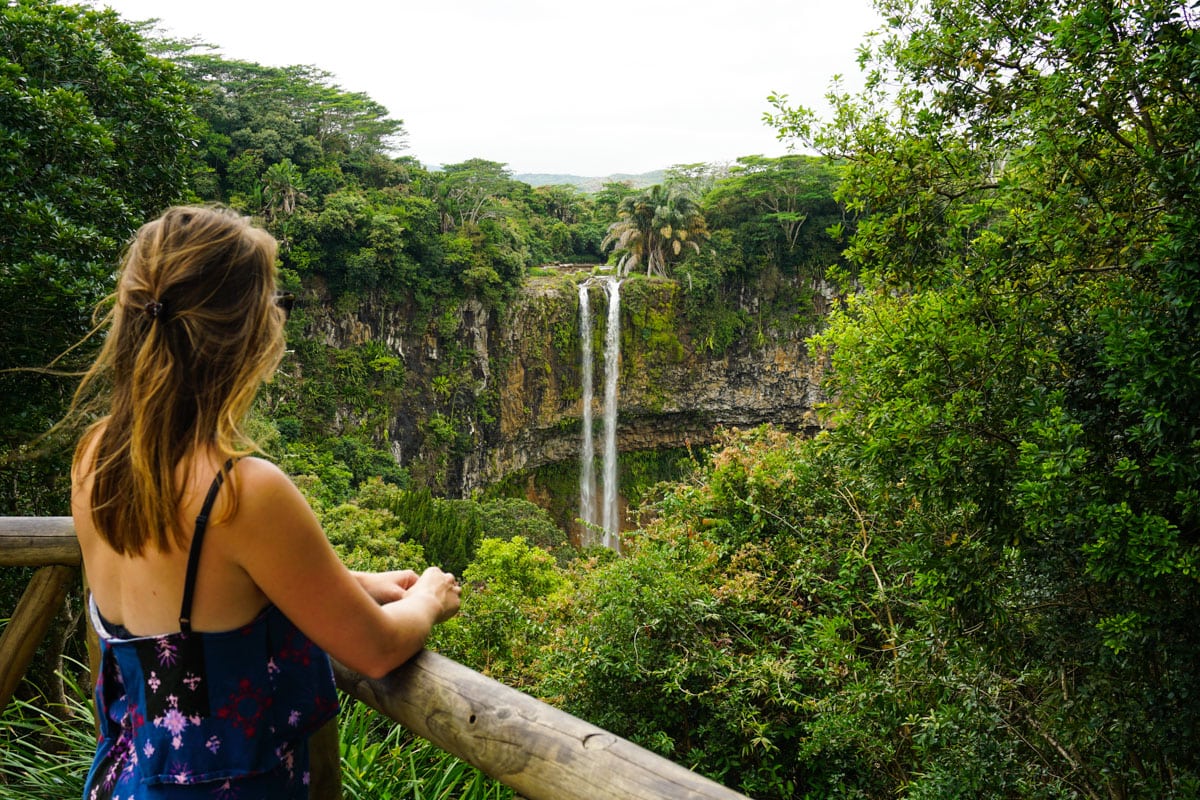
{"left": 144, "top": 300, "right": 164, "bottom": 321}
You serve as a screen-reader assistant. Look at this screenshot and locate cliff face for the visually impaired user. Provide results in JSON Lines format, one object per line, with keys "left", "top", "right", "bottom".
{"left": 305, "top": 271, "right": 828, "bottom": 497}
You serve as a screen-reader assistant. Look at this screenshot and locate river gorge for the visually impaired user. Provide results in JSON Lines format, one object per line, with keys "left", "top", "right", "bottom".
{"left": 301, "top": 269, "right": 831, "bottom": 537}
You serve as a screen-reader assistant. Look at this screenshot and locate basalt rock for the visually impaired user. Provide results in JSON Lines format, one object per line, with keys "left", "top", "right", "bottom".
{"left": 303, "top": 272, "right": 829, "bottom": 498}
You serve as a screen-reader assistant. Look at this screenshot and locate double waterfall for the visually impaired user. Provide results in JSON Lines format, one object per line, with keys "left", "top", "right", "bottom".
{"left": 578, "top": 276, "right": 621, "bottom": 552}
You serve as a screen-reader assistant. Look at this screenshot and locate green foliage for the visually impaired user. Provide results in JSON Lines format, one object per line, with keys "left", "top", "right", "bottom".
{"left": 602, "top": 184, "right": 709, "bottom": 277}
{"left": 175, "top": 54, "right": 403, "bottom": 201}
{"left": 753, "top": 0, "right": 1200, "bottom": 795}
{"left": 279, "top": 443, "right": 355, "bottom": 509}
{"left": 357, "top": 483, "right": 480, "bottom": 575}
{"left": 484, "top": 450, "right": 696, "bottom": 542}
{"left": 170, "top": 54, "right": 603, "bottom": 307}
{"left": 664, "top": 154, "right": 848, "bottom": 354}
{"left": 485, "top": 460, "right": 583, "bottom": 537}
{"left": 0, "top": 0, "right": 198, "bottom": 515}
{"left": 433, "top": 536, "right": 566, "bottom": 683}
{"left": 477, "top": 498, "right": 570, "bottom": 560}
{"left": 619, "top": 277, "right": 686, "bottom": 370}
{"left": 0, "top": 664, "right": 94, "bottom": 800}
{"left": 437, "top": 159, "right": 521, "bottom": 230}
{"left": 617, "top": 447, "right": 700, "bottom": 511}
{"left": 529, "top": 425, "right": 1127, "bottom": 798}
{"left": 672, "top": 231, "right": 751, "bottom": 354}
{"left": 465, "top": 536, "right": 566, "bottom": 598}
{"left": 339, "top": 699, "right": 513, "bottom": 800}
{"left": 702, "top": 154, "right": 849, "bottom": 283}
{"left": 335, "top": 480, "right": 567, "bottom": 587}
{"left": 321, "top": 500, "right": 427, "bottom": 573}
{"left": 534, "top": 432, "right": 820, "bottom": 797}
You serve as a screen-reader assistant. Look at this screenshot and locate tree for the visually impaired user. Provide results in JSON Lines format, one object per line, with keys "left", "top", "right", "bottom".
{"left": 262, "top": 158, "right": 304, "bottom": 221}
{"left": 663, "top": 161, "right": 728, "bottom": 199}
{"left": 530, "top": 184, "right": 585, "bottom": 225}
{"left": 173, "top": 54, "right": 406, "bottom": 199}
{"left": 702, "top": 154, "right": 845, "bottom": 277}
{"left": 602, "top": 185, "right": 709, "bottom": 277}
{"left": 764, "top": 0, "right": 1200, "bottom": 794}
{"left": 0, "top": 0, "right": 198, "bottom": 514}
{"left": 435, "top": 158, "right": 519, "bottom": 232}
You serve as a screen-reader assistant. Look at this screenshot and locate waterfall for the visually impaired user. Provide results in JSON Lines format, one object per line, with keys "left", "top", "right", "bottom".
{"left": 600, "top": 278, "right": 621, "bottom": 550}
{"left": 578, "top": 283, "right": 596, "bottom": 532}
{"left": 578, "top": 275, "right": 622, "bottom": 552}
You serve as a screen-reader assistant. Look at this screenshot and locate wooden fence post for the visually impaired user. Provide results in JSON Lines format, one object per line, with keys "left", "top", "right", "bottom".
{"left": 0, "top": 564, "right": 75, "bottom": 710}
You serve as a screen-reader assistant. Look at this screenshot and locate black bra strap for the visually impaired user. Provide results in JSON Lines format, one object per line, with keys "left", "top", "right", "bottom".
{"left": 179, "top": 460, "right": 233, "bottom": 634}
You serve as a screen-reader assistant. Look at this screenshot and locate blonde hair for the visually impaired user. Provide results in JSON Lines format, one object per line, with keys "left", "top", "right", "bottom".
{"left": 72, "top": 206, "right": 284, "bottom": 555}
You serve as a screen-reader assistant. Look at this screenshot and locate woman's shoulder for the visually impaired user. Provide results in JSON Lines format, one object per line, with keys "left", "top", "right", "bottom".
{"left": 228, "top": 456, "right": 315, "bottom": 524}
{"left": 232, "top": 455, "right": 290, "bottom": 485}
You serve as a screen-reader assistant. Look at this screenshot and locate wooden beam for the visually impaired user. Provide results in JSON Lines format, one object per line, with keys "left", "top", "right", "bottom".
{"left": 0, "top": 517, "right": 80, "bottom": 567}
{"left": 0, "top": 564, "right": 75, "bottom": 711}
{"left": 334, "top": 652, "right": 750, "bottom": 800}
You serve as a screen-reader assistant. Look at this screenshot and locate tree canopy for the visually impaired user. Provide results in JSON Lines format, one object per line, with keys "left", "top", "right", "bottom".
{"left": 741, "top": 0, "right": 1200, "bottom": 794}
{"left": 0, "top": 0, "right": 198, "bottom": 513}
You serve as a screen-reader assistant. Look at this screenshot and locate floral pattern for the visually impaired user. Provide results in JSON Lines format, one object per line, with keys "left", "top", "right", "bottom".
{"left": 83, "top": 600, "right": 338, "bottom": 800}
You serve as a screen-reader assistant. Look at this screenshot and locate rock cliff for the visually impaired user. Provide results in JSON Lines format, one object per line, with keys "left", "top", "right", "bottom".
{"left": 303, "top": 270, "right": 829, "bottom": 498}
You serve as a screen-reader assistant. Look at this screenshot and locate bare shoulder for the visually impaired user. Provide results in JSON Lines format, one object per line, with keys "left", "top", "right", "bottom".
{"left": 232, "top": 455, "right": 295, "bottom": 495}
{"left": 226, "top": 456, "right": 323, "bottom": 544}
{"left": 228, "top": 455, "right": 304, "bottom": 506}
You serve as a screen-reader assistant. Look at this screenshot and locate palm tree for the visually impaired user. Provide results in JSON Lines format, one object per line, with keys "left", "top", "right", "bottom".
{"left": 601, "top": 186, "right": 658, "bottom": 275}
{"left": 262, "top": 158, "right": 304, "bottom": 223}
{"left": 652, "top": 191, "right": 707, "bottom": 271}
{"left": 602, "top": 185, "right": 707, "bottom": 277}
{"left": 261, "top": 159, "right": 306, "bottom": 251}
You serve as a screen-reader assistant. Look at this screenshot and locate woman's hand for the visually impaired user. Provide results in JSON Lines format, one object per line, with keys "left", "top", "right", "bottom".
{"left": 405, "top": 566, "right": 462, "bottom": 623}
{"left": 355, "top": 567, "right": 461, "bottom": 622}
{"left": 354, "top": 570, "right": 420, "bottom": 604}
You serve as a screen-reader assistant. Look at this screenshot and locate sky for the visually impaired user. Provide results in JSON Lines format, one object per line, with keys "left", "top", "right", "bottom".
{"left": 85, "top": 0, "right": 882, "bottom": 177}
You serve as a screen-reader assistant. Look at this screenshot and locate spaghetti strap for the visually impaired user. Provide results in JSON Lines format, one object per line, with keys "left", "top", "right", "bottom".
{"left": 179, "top": 460, "right": 233, "bottom": 634}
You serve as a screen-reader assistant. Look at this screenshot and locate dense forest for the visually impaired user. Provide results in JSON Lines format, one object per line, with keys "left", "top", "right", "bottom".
{"left": 2, "top": 0, "right": 1199, "bottom": 798}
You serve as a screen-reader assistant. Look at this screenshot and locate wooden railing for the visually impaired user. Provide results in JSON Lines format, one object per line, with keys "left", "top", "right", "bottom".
{"left": 1, "top": 517, "right": 750, "bottom": 800}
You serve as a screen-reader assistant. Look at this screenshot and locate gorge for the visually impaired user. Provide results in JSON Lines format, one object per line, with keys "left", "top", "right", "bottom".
{"left": 303, "top": 269, "right": 831, "bottom": 539}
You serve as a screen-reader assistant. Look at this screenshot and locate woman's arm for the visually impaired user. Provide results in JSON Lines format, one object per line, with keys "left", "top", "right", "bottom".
{"left": 231, "top": 458, "right": 461, "bottom": 679}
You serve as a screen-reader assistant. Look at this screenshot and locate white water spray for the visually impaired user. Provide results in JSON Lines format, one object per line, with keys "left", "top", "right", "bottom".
{"left": 600, "top": 278, "right": 621, "bottom": 551}
{"left": 578, "top": 282, "right": 596, "bottom": 532}
{"left": 578, "top": 275, "right": 622, "bottom": 551}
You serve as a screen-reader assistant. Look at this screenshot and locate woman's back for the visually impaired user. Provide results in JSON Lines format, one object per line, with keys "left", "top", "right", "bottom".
{"left": 73, "top": 438, "right": 273, "bottom": 637}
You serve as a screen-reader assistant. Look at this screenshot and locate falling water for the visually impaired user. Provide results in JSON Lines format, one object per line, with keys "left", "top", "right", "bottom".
{"left": 578, "top": 275, "right": 622, "bottom": 552}
{"left": 578, "top": 283, "right": 596, "bottom": 533}
{"left": 600, "top": 277, "right": 621, "bottom": 551}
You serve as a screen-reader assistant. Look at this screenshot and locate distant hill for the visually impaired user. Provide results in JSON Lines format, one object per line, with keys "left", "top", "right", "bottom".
{"left": 515, "top": 170, "right": 666, "bottom": 193}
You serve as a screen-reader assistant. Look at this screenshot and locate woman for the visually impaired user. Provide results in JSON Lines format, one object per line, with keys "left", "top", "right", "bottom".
{"left": 69, "top": 206, "right": 461, "bottom": 798}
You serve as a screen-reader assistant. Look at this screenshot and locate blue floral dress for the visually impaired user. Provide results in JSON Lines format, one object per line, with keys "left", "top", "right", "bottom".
{"left": 83, "top": 465, "right": 339, "bottom": 799}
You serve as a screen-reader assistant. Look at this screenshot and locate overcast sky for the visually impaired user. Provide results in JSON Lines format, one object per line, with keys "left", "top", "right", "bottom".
{"left": 86, "top": 0, "right": 881, "bottom": 177}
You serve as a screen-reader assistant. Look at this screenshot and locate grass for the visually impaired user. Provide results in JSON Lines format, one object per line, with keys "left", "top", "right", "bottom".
{"left": 339, "top": 697, "right": 514, "bottom": 799}
{"left": 0, "top": 664, "right": 94, "bottom": 799}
